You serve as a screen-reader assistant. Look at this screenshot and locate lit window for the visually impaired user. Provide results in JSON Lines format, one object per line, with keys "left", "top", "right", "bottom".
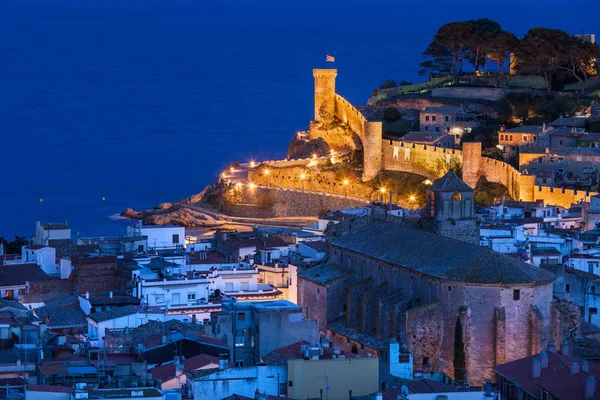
{"left": 235, "top": 336, "right": 245, "bottom": 347}
{"left": 452, "top": 193, "right": 462, "bottom": 201}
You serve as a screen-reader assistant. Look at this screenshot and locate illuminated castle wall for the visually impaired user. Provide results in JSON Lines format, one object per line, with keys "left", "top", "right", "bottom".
{"left": 309, "top": 68, "right": 597, "bottom": 208}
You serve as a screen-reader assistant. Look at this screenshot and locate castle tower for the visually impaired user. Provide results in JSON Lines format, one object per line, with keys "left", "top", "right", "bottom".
{"left": 519, "top": 174, "right": 537, "bottom": 202}
{"left": 426, "top": 171, "right": 479, "bottom": 244}
{"left": 313, "top": 69, "right": 337, "bottom": 121}
{"left": 362, "top": 121, "right": 383, "bottom": 181}
{"left": 461, "top": 142, "right": 482, "bottom": 189}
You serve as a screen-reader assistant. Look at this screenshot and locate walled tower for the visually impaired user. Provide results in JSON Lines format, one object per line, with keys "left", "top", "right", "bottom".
{"left": 426, "top": 171, "right": 479, "bottom": 244}
{"left": 519, "top": 174, "right": 537, "bottom": 202}
{"left": 362, "top": 121, "right": 383, "bottom": 181}
{"left": 313, "top": 69, "right": 337, "bottom": 121}
{"left": 461, "top": 142, "right": 482, "bottom": 189}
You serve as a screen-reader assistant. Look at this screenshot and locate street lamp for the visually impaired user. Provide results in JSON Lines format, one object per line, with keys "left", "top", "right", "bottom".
{"left": 379, "top": 187, "right": 387, "bottom": 204}
{"left": 343, "top": 179, "right": 349, "bottom": 197}
{"left": 249, "top": 160, "right": 256, "bottom": 168}
{"left": 300, "top": 172, "right": 306, "bottom": 192}
{"left": 263, "top": 168, "right": 270, "bottom": 187}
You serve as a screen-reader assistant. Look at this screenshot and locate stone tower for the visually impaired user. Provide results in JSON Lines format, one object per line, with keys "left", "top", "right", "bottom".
{"left": 362, "top": 121, "right": 382, "bottom": 181}
{"left": 313, "top": 69, "right": 337, "bottom": 121}
{"left": 461, "top": 142, "right": 482, "bottom": 189}
{"left": 426, "top": 171, "right": 479, "bottom": 244}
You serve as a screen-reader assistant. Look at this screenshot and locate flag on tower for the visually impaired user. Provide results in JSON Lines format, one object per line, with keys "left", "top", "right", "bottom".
{"left": 326, "top": 55, "right": 335, "bottom": 62}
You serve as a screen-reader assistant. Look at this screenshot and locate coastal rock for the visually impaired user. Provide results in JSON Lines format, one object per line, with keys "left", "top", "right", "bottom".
{"left": 287, "top": 136, "right": 330, "bottom": 159}
{"left": 143, "top": 207, "right": 210, "bottom": 227}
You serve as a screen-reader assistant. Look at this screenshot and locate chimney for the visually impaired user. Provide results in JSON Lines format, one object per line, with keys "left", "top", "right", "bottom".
{"left": 85, "top": 291, "right": 90, "bottom": 300}
{"left": 586, "top": 376, "right": 596, "bottom": 399}
{"left": 532, "top": 357, "right": 541, "bottom": 378}
{"left": 218, "top": 359, "right": 228, "bottom": 371}
{"left": 582, "top": 360, "right": 590, "bottom": 372}
{"left": 570, "top": 361, "right": 580, "bottom": 375}
{"left": 561, "top": 339, "right": 570, "bottom": 356}
{"left": 540, "top": 350, "right": 548, "bottom": 368}
{"left": 548, "top": 341, "right": 557, "bottom": 353}
{"left": 484, "top": 381, "right": 492, "bottom": 396}
{"left": 109, "top": 291, "right": 113, "bottom": 299}
{"left": 64, "top": 219, "right": 68, "bottom": 226}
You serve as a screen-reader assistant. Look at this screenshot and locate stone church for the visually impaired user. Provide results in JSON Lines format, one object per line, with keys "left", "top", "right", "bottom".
{"left": 297, "top": 173, "right": 560, "bottom": 386}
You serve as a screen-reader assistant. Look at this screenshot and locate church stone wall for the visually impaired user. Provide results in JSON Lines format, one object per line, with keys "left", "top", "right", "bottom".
{"left": 324, "top": 242, "right": 554, "bottom": 386}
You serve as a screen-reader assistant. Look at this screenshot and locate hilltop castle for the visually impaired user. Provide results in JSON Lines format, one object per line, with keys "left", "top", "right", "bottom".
{"left": 307, "top": 68, "right": 595, "bottom": 208}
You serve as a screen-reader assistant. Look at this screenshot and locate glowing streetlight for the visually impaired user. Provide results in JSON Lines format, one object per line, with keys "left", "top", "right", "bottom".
{"left": 423, "top": 179, "right": 433, "bottom": 186}
{"left": 248, "top": 182, "right": 256, "bottom": 190}
{"left": 249, "top": 160, "right": 256, "bottom": 168}
{"left": 343, "top": 179, "right": 349, "bottom": 197}
{"left": 230, "top": 166, "right": 235, "bottom": 173}
{"left": 300, "top": 172, "right": 306, "bottom": 192}
{"left": 409, "top": 195, "right": 416, "bottom": 202}
{"left": 379, "top": 187, "right": 387, "bottom": 204}
{"left": 264, "top": 168, "right": 270, "bottom": 176}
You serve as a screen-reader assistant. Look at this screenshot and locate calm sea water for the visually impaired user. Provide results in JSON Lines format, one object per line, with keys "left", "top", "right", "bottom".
{"left": 1, "top": 0, "right": 598, "bottom": 238}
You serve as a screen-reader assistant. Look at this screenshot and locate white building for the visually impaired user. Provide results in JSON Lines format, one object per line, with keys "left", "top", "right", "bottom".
{"left": 21, "top": 245, "right": 57, "bottom": 275}
{"left": 86, "top": 305, "right": 139, "bottom": 348}
{"left": 127, "top": 222, "right": 185, "bottom": 251}
{"left": 35, "top": 219, "right": 71, "bottom": 245}
{"left": 136, "top": 264, "right": 261, "bottom": 309}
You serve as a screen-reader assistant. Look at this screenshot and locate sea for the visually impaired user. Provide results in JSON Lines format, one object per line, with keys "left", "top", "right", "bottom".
{"left": 1, "top": 0, "right": 598, "bottom": 239}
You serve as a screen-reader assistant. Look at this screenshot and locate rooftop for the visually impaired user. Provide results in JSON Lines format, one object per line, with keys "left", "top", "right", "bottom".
{"left": 550, "top": 116, "right": 588, "bottom": 128}
{"left": 301, "top": 240, "right": 327, "bottom": 252}
{"left": 150, "top": 354, "right": 220, "bottom": 382}
{"left": 494, "top": 350, "right": 600, "bottom": 399}
{"left": 422, "top": 107, "right": 461, "bottom": 114}
{"left": 0, "top": 264, "right": 50, "bottom": 286}
{"left": 261, "top": 341, "right": 358, "bottom": 366}
{"left": 35, "top": 303, "right": 87, "bottom": 328}
{"left": 88, "top": 305, "right": 138, "bottom": 323}
{"left": 429, "top": 171, "right": 473, "bottom": 193}
{"left": 327, "top": 221, "right": 556, "bottom": 285}
{"left": 300, "top": 262, "right": 355, "bottom": 285}
{"left": 401, "top": 131, "right": 450, "bottom": 144}
{"left": 503, "top": 125, "right": 544, "bottom": 134}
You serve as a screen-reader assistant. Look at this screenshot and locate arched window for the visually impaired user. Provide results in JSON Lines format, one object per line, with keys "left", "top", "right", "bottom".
{"left": 453, "top": 192, "right": 462, "bottom": 201}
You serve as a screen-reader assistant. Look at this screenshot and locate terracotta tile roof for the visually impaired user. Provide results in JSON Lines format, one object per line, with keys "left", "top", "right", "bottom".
{"left": 0, "top": 378, "right": 24, "bottom": 387}
{"left": 262, "top": 341, "right": 358, "bottom": 366}
{"left": 38, "top": 364, "right": 68, "bottom": 376}
{"left": 0, "top": 264, "right": 50, "bottom": 286}
{"left": 150, "top": 354, "right": 220, "bottom": 382}
{"left": 327, "top": 221, "right": 556, "bottom": 285}
{"left": 35, "top": 303, "right": 87, "bottom": 328}
{"left": 87, "top": 388, "right": 162, "bottom": 399}
{"left": 223, "top": 237, "right": 288, "bottom": 252}
{"left": 27, "top": 384, "right": 73, "bottom": 393}
{"left": 494, "top": 351, "right": 600, "bottom": 399}
{"left": 504, "top": 125, "right": 544, "bottom": 134}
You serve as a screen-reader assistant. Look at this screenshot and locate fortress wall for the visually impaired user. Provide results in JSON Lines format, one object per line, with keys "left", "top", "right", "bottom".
{"left": 227, "top": 186, "right": 368, "bottom": 218}
{"left": 533, "top": 186, "right": 597, "bottom": 207}
{"left": 249, "top": 166, "right": 375, "bottom": 201}
{"left": 479, "top": 157, "right": 522, "bottom": 200}
{"left": 334, "top": 94, "right": 366, "bottom": 140}
{"left": 383, "top": 140, "right": 463, "bottom": 179}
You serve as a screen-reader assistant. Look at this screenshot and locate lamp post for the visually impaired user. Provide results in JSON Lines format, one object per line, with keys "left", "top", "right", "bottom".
{"left": 343, "top": 179, "right": 349, "bottom": 198}
{"left": 264, "top": 168, "right": 270, "bottom": 187}
{"left": 379, "top": 187, "right": 387, "bottom": 204}
{"left": 300, "top": 173, "right": 306, "bottom": 192}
